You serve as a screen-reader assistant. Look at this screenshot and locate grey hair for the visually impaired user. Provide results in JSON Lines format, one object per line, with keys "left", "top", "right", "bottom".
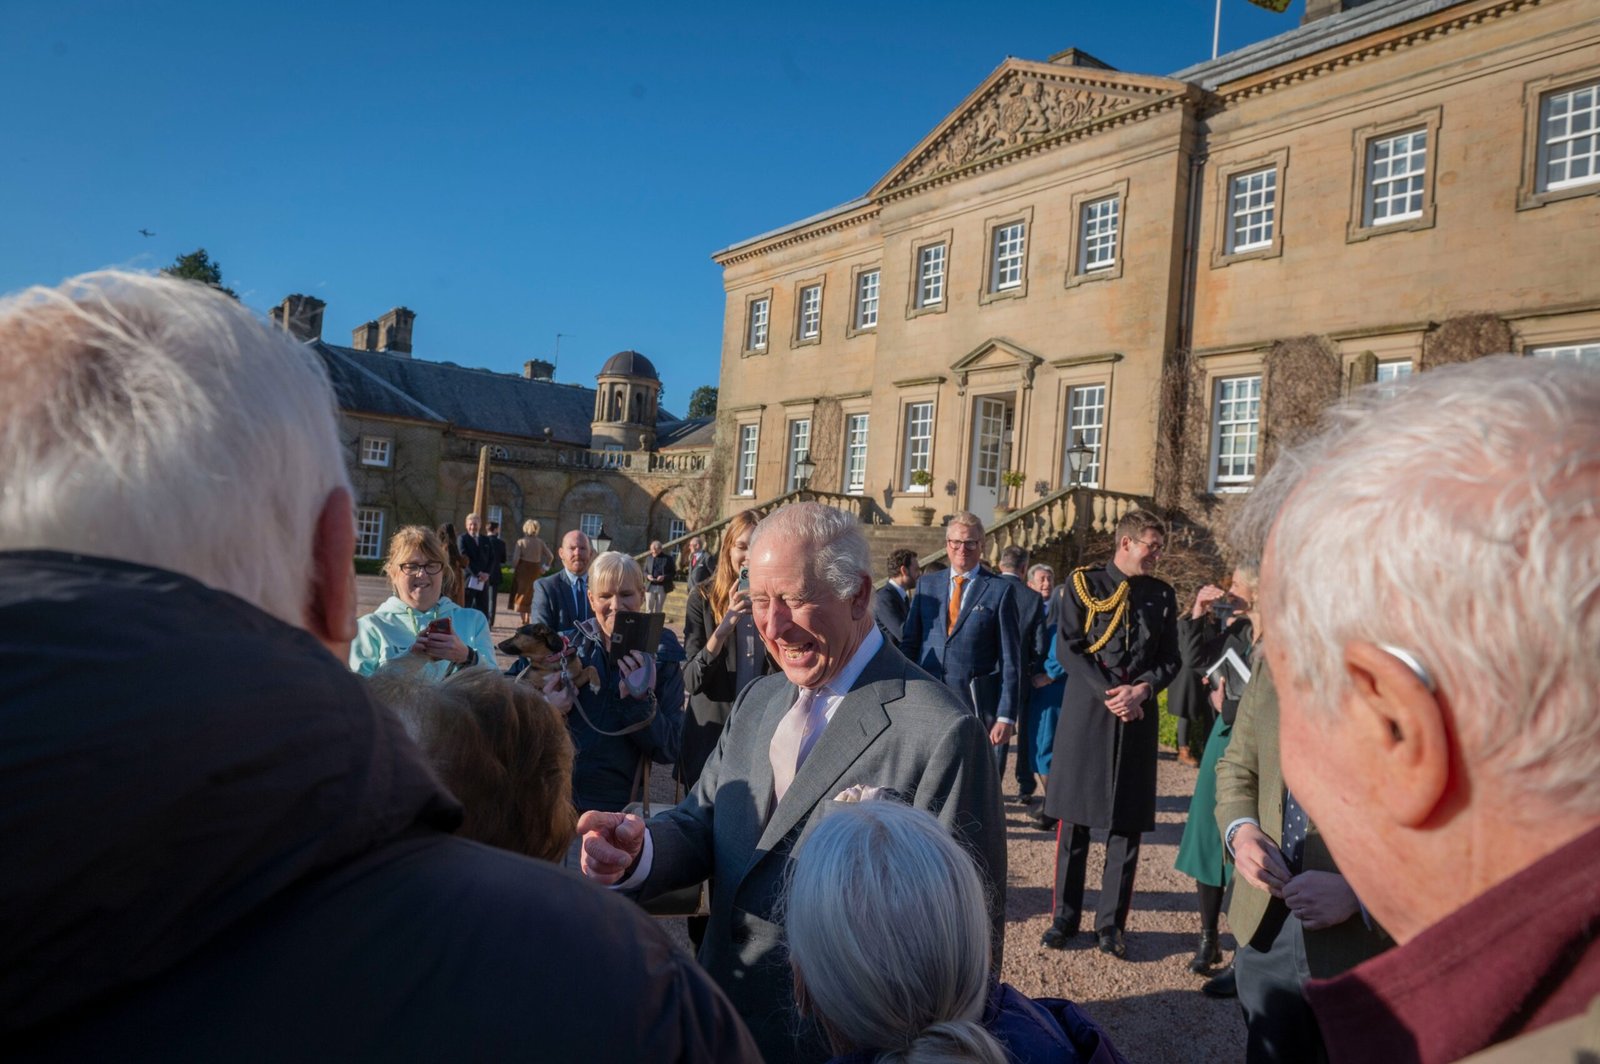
{"left": 947, "top": 510, "right": 985, "bottom": 535}
{"left": 750, "top": 503, "right": 872, "bottom": 601}
{"left": 0, "top": 270, "right": 349, "bottom": 629}
{"left": 997, "top": 545, "right": 1028, "bottom": 573}
{"left": 784, "top": 802, "right": 1006, "bottom": 1064}
{"left": 1260, "top": 355, "right": 1600, "bottom": 813}
{"left": 1026, "top": 563, "right": 1055, "bottom": 582}
{"left": 585, "top": 551, "right": 644, "bottom": 597}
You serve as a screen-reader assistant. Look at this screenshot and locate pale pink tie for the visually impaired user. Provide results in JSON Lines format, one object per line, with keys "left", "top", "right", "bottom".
{"left": 769, "top": 687, "right": 825, "bottom": 804}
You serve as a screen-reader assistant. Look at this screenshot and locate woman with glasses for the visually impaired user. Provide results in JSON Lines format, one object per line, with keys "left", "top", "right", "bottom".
{"left": 349, "top": 525, "right": 498, "bottom": 681}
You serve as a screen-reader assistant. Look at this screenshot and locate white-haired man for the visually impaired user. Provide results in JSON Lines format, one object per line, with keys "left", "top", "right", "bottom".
{"left": 1254, "top": 356, "right": 1600, "bottom": 1063}
{"left": 577, "top": 502, "right": 1006, "bottom": 1064}
{"left": 0, "top": 272, "right": 755, "bottom": 1060}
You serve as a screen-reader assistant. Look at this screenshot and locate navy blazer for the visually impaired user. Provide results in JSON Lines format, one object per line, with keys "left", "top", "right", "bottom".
{"left": 900, "top": 567, "right": 1023, "bottom": 725}
{"left": 1001, "top": 572, "right": 1048, "bottom": 677}
{"left": 530, "top": 568, "right": 586, "bottom": 634}
{"left": 872, "top": 584, "right": 910, "bottom": 650}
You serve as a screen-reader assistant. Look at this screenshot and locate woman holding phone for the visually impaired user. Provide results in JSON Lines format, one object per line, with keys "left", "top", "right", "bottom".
{"left": 679, "top": 509, "right": 773, "bottom": 792}
{"left": 538, "top": 551, "right": 685, "bottom": 824}
{"left": 349, "top": 525, "right": 497, "bottom": 681}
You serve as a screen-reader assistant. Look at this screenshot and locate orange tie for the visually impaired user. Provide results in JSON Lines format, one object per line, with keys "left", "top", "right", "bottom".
{"left": 948, "top": 575, "right": 965, "bottom": 634}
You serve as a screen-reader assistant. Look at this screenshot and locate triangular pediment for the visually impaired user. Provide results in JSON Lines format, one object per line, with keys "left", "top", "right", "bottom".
{"left": 951, "top": 338, "right": 1044, "bottom": 383}
{"left": 872, "top": 59, "right": 1190, "bottom": 196}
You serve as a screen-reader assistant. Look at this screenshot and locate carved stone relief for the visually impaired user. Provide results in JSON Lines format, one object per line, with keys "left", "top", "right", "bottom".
{"left": 897, "top": 76, "right": 1136, "bottom": 185}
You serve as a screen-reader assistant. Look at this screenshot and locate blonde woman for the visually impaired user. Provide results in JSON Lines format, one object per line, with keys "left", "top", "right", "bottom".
{"left": 349, "top": 526, "right": 498, "bottom": 681}
{"left": 510, "top": 519, "right": 554, "bottom": 625}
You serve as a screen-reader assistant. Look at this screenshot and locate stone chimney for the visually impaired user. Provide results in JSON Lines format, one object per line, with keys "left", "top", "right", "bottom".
{"left": 378, "top": 307, "right": 415, "bottom": 355}
{"left": 524, "top": 359, "right": 555, "bottom": 381}
{"left": 1303, "top": 0, "right": 1378, "bottom": 24}
{"left": 352, "top": 321, "right": 380, "bottom": 350}
{"left": 269, "top": 294, "right": 325, "bottom": 342}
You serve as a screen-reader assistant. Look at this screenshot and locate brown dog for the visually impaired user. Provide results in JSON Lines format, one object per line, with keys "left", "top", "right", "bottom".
{"left": 497, "top": 623, "right": 599, "bottom": 693}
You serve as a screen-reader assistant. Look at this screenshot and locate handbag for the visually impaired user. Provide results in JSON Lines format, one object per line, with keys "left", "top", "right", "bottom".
{"left": 621, "top": 755, "right": 708, "bottom": 918}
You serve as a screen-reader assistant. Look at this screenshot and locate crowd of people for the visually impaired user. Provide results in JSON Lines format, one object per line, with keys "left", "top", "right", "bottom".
{"left": 3, "top": 269, "right": 1596, "bottom": 1064}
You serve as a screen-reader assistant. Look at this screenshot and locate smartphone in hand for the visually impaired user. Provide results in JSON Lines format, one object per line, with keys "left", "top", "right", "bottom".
{"left": 425, "top": 616, "right": 453, "bottom": 636}
{"left": 737, "top": 566, "right": 750, "bottom": 593}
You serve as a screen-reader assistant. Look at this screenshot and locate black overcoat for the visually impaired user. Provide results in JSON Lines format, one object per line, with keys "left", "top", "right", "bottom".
{"left": 1043, "top": 560, "right": 1180, "bottom": 833}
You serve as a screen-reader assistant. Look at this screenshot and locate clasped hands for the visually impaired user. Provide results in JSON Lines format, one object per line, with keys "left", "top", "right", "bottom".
{"left": 1231, "top": 823, "right": 1360, "bottom": 930}
{"left": 1104, "top": 682, "right": 1150, "bottom": 722}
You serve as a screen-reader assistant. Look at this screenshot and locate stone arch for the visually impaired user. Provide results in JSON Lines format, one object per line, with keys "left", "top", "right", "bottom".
{"left": 557, "top": 478, "right": 623, "bottom": 546}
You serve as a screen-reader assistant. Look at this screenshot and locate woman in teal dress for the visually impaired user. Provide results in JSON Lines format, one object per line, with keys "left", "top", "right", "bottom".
{"left": 1173, "top": 566, "right": 1259, "bottom": 986}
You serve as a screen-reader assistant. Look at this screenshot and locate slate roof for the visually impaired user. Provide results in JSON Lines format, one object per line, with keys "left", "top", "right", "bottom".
{"left": 1170, "top": 0, "right": 1471, "bottom": 88}
{"left": 656, "top": 417, "right": 716, "bottom": 450}
{"left": 314, "top": 342, "right": 682, "bottom": 447}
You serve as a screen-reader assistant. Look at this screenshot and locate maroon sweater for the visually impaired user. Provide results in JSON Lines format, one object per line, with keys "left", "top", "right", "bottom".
{"left": 1307, "top": 822, "right": 1600, "bottom": 1063}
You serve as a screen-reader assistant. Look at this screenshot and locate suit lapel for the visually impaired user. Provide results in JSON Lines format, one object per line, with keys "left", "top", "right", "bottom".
{"left": 748, "top": 644, "right": 901, "bottom": 862}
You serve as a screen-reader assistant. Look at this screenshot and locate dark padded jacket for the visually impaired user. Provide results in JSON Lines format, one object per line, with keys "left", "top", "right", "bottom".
{"left": 1, "top": 551, "right": 757, "bottom": 1063}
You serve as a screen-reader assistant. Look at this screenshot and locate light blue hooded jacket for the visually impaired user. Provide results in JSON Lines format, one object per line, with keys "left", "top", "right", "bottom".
{"left": 348, "top": 596, "right": 497, "bottom": 681}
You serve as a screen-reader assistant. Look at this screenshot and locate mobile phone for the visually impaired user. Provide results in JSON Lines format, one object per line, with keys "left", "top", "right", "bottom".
{"left": 425, "top": 616, "right": 453, "bottom": 636}
{"left": 737, "top": 566, "right": 750, "bottom": 593}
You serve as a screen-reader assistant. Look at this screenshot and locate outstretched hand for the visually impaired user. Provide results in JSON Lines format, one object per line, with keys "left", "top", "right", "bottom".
{"left": 576, "top": 810, "right": 647, "bottom": 885}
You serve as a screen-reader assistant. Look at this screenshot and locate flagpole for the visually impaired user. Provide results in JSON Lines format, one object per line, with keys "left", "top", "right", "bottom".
{"left": 1213, "top": 0, "right": 1223, "bottom": 59}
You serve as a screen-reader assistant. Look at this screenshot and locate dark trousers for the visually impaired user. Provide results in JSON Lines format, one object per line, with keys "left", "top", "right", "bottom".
{"left": 1014, "top": 699, "right": 1038, "bottom": 795}
{"left": 486, "top": 571, "right": 500, "bottom": 625}
{"left": 464, "top": 582, "right": 491, "bottom": 619}
{"left": 1235, "top": 905, "right": 1327, "bottom": 1064}
{"left": 1052, "top": 823, "right": 1142, "bottom": 932}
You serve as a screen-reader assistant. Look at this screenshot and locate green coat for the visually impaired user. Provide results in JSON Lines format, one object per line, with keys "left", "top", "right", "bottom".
{"left": 1213, "top": 660, "right": 1391, "bottom": 977}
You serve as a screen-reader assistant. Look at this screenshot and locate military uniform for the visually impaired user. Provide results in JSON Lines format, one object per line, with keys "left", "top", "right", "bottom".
{"left": 1044, "top": 560, "right": 1179, "bottom": 935}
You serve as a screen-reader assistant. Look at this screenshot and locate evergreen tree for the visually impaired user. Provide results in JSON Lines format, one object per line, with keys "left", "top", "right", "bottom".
{"left": 161, "top": 248, "right": 238, "bottom": 299}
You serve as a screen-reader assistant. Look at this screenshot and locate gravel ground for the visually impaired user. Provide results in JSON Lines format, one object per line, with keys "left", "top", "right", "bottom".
{"left": 420, "top": 584, "right": 1248, "bottom": 1062}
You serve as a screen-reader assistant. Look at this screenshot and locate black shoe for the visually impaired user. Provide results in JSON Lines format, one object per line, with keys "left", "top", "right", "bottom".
{"left": 1040, "top": 921, "right": 1077, "bottom": 950}
{"left": 1096, "top": 928, "right": 1127, "bottom": 959}
{"left": 1030, "top": 811, "right": 1059, "bottom": 832}
{"left": 1189, "top": 931, "right": 1221, "bottom": 973}
{"left": 1201, "top": 965, "right": 1237, "bottom": 998}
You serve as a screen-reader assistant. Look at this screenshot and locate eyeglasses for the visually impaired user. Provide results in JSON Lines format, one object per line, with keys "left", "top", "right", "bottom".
{"left": 946, "top": 539, "right": 981, "bottom": 550}
{"left": 397, "top": 561, "right": 444, "bottom": 576}
{"left": 1135, "top": 538, "right": 1165, "bottom": 553}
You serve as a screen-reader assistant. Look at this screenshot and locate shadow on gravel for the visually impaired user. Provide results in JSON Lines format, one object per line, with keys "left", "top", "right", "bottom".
{"left": 1079, "top": 987, "right": 1247, "bottom": 1061}
{"left": 1156, "top": 794, "right": 1192, "bottom": 814}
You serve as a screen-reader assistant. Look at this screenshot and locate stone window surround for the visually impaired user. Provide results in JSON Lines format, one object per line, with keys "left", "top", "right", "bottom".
{"left": 1517, "top": 64, "right": 1600, "bottom": 211}
{"left": 729, "top": 406, "right": 765, "bottom": 498}
{"left": 847, "top": 262, "right": 882, "bottom": 339}
{"left": 1211, "top": 147, "right": 1291, "bottom": 269}
{"left": 1065, "top": 179, "right": 1130, "bottom": 289}
{"left": 1194, "top": 349, "right": 1265, "bottom": 496}
{"left": 1048, "top": 352, "right": 1122, "bottom": 492}
{"left": 359, "top": 434, "right": 393, "bottom": 468}
{"left": 784, "top": 415, "right": 813, "bottom": 490}
{"left": 1337, "top": 329, "right": 1424, "bottom": 396}
{"left": 979, "top": 205, "right": 1035, "bottom": 306}
{"left": 906, "top": 230, "right": 954, "bottom": 319}
{"left": 893, "top": 376, "right": 945, "bottom": 494}
{"left": 1346, "top": 106, "right": 1442, "bottom": 244}
{"left": 791, "top": 276, "right": 826, "bottom": 348}
{"left": 831, "top": 391, "right": 873, "bottom": 496}
{"left": 742, "top": 289, "right": 773, "bottom": 356}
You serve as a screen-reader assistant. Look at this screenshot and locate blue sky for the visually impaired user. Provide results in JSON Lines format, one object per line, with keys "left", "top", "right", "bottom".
{"left": 3, "top": 0, "right": 1305, "bottom": 413}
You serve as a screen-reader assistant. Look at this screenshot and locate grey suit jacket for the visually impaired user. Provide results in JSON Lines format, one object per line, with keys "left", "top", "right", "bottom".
{"left": 639, "top": 637, "right": 1006, "bottom": 1064}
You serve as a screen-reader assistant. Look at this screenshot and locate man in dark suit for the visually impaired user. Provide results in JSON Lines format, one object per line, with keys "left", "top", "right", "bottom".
{"left": 1041, "top": 508, "right": 1180, "bottom": 959}
{"left": 686, "top": 536, "right": 714, "bottom": 587}
{"left": 457, "top": 514, "right": 493, "bottom": 618}
{"left": 529, "top": 529, "right": 593, "bottom": 635}
{"left": 644, "top": 540, "right": 676, "bottom": 614}
{"left": 900, "top": 511, "right": 1023, "bottom": 777}
{"left": 574, "top": 503, "right": 1005, "bottom": 1064}
{"left": 484, "top": 520, "right": 508, "bottom": 626}
{"left": 872, "top": 548, "right": 918, "bottom": 650}
{"left": 997, "top": 545, "right": 1045, "bottom": 800}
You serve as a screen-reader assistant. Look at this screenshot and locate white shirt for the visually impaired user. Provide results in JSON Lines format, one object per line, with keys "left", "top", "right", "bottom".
{"left": 613, "top": 626, "right": 885, "bottom": 889}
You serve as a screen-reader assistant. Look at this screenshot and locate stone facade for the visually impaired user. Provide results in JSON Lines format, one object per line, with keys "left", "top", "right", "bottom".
{"left": 710, "top": 0, "right": 1600, "bottom": 528}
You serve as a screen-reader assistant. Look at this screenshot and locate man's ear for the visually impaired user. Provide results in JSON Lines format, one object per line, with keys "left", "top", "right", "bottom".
{"left": 305, "top": 486, "right": 359, "bottom": 661}
{"left": 1343, "top": 641, "right": 1451, "bottom": 827}
{"left": 850, "top": 574, "right": 873, "bottom": 619}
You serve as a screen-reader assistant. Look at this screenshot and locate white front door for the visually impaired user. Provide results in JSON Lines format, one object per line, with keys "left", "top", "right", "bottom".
{"left": 967, "top": 397, "right": 1006, "bottom": 525}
